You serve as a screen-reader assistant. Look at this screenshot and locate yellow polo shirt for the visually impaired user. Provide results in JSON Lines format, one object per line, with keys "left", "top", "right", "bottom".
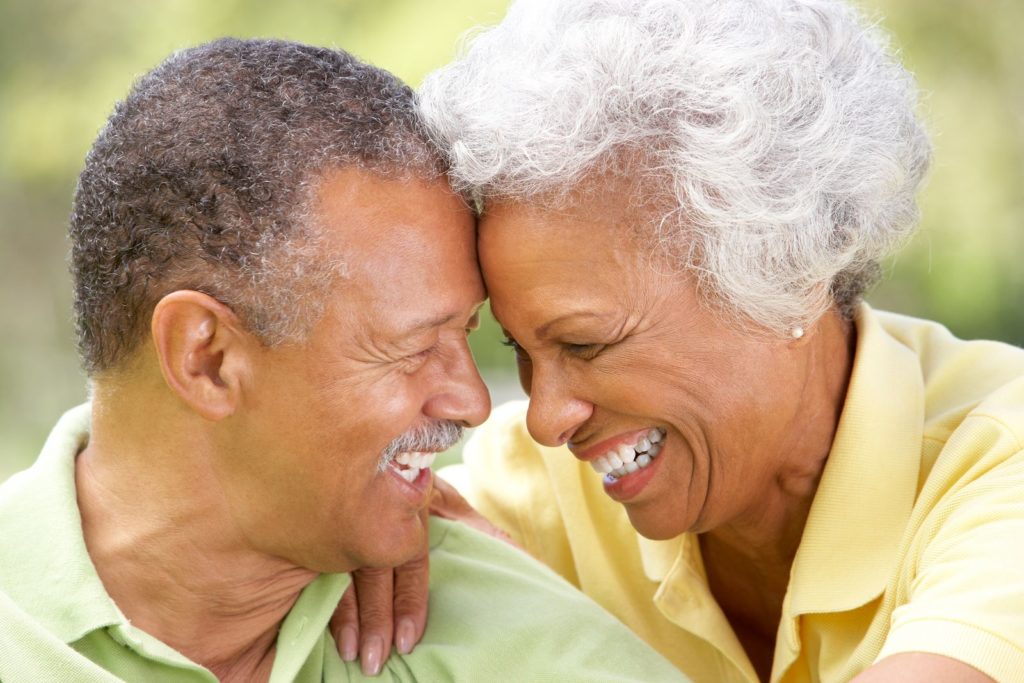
{"left": 444, "top": 305, "right": 1024, "bottom": 682}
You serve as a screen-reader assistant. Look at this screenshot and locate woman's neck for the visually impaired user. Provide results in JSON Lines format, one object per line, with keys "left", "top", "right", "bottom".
{"left": 700, "top": 311, "right": 857, "bottom": 680}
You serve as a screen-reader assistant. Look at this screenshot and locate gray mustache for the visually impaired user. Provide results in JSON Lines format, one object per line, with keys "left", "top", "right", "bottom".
{"left": 378, "top": 421, "right": 464, "bottom": 472}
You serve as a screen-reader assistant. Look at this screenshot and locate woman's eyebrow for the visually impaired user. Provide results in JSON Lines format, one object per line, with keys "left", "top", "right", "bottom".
{"left": 536, "top": 311, "right": 608, "bottom": 340}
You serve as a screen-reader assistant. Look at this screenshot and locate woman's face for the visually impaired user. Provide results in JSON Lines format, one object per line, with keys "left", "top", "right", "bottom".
{"left": 480, "top": 193, "right": 817, "bottom": 540}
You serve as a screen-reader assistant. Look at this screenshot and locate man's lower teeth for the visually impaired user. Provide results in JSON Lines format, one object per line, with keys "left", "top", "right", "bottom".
{"left": 398, "top": 467, "right": 420, "bottom": 483}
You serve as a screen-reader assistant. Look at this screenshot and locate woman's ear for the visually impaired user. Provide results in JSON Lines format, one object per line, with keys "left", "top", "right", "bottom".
{"left": 150, "top": 290, "right": 252, "bottom": 421}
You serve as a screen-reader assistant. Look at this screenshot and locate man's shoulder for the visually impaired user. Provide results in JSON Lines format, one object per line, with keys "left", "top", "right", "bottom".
{"left": 0, "top": 568, "right": 122, "bottom": 682}
{"left": 0, "top": 404, "right": 128, "bottom": 662}
{"left": 412, "top": 517, "right": 689, "bottom": 681}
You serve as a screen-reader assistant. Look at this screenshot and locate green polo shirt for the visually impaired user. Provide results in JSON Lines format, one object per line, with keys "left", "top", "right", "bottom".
{"left": 0, "top": 405, "right": 689, "bottom": 682}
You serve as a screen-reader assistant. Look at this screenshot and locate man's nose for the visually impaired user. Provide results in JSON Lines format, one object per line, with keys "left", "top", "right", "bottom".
{"left": 423, "top": 337, "right": 491, "bottom": 428}
{"left": 524, "top": 363, "right": 592, "bottom": 447}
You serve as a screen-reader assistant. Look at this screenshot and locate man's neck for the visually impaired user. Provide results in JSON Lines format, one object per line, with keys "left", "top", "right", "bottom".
{"left": 76, "top": 395, "right": 318, "bottom": 682}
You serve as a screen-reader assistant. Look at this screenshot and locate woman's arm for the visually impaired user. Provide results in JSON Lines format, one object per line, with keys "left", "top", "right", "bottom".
{"left": 852, "top": 653, "right": 994, "bottom": 682}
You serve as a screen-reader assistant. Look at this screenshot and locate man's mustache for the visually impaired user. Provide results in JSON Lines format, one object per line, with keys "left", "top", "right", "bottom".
{"left": 378, "top": 421, "right": 464, "bottom": 472}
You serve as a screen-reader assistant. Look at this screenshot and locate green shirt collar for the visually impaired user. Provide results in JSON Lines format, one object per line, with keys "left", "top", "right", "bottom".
{"left": 0, "top": 404, "right": 122, "bottom": 643}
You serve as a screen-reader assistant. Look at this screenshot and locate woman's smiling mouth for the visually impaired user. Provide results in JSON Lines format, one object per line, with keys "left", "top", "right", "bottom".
{"left": 590, "top": 428, "right": 666, "bottom": 481}
{"left": 570, "top": 427, "right": 668, "bottom": 502}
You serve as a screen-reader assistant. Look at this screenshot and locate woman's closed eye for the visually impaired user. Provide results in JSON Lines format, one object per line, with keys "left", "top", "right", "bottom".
{"left": 500, "top": 335, "right": 531, "bottom": 362}
{"left": 501, "top": 334, "right": 608, "bottom": 361}
{"left": 562, "top": 342, "right": 604, "bottom": 360}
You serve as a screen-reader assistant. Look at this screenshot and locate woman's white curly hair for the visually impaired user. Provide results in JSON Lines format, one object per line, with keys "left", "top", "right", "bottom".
{"left": 419, "top": 0, "right": 932, "bottom": 334}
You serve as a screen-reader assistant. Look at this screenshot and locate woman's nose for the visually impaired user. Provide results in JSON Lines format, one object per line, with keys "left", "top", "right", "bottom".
{"left": 524, "top": 365, "right": 592, "bottom": 447}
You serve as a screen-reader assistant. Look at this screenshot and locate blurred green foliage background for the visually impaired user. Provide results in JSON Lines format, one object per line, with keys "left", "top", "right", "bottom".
{"left": 1, "top": 0, "right": 1022, "bottom": 481}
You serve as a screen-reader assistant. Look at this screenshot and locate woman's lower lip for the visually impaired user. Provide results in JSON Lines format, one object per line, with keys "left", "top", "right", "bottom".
{"left": 602, "top": 449, "right": 662, "bottom": 502}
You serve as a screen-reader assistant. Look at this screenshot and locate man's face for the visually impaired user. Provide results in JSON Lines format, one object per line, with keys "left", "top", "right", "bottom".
{"left": 215, "top": 168, "right": 490, "bottom": 572}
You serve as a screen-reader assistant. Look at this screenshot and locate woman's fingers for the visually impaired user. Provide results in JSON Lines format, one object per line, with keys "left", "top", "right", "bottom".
{"left": 332, "top": 583, "right": 360, "bottom": 663}
{"left": 328, "top": 567, "right": 394, "bottom": 676}
{"left": 329, "top": 547, "right": 432, "bottom": 674}
{"left": 350, "top": 566, "right": 394, "bottom": 676}
{"left": 430, "top": 476, "right": 520, "bottom": 548}
{"left": 391, "top": 551, "right": 430, "bottom": 655}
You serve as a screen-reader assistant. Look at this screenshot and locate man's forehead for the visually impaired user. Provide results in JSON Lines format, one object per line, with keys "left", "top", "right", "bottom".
{"left": 314, "top": 165, "right": 469, "bottom": 220}
{"left": 308, "top": 167, "right": 484, "bottom": 340}
{"left": 312, "top": 168, "right": 473, "bottom": 257}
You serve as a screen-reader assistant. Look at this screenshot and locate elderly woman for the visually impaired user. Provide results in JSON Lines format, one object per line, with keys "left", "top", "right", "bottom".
{"left": 410, "top": 0, "right": 1024, "bottom": 681}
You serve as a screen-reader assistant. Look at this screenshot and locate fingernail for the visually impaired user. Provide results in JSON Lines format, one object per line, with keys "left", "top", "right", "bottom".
{"left": 396, "top": 618, "right": 416, "bottom": 655}
{"left": 340, "top": 625, "right": 358, "bottom": 662}
{"left": 360, "top": 634, "right": 384, "bottom": 676}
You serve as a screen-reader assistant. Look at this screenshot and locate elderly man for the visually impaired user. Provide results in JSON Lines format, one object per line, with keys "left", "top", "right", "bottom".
{"left": 0, "top": 39, "right": 687, "bottom": 682}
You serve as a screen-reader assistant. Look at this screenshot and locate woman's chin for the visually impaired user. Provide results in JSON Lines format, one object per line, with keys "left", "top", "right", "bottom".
{"left": 624, "top": 502, "right": 697, "bottom": 541}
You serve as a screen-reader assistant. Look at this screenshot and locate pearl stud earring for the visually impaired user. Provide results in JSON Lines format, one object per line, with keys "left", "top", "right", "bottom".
{"left": 791, "top": 326, "right": 805, "bottom": 339}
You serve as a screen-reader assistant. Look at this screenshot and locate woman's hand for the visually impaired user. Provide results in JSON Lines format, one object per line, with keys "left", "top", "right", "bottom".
{"left": 330, "top": 552, "right": 430, "bottom": 677}
{"left": 429, "top": 475, "right": 521, "bottom": 549}
{"left": 329, "top": 476, "right": 517, "bottom": 675}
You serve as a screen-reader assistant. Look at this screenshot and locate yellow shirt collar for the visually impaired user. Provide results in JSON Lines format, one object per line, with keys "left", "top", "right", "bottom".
{"left": 787, "top": 303, "right": 923, "bottom": 615}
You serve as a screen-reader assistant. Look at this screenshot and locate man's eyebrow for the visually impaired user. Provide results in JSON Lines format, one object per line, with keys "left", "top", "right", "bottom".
{"left": 401, "top": 302, "right": 485, "bottom": 335}
{"left": 405, "top": 313, "right": 457, "bottom": 333}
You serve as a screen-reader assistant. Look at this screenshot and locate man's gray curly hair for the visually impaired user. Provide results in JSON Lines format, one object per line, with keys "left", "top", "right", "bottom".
{"left": 71, "top": 37, "right": 443, "bottom": 374}
{"left": 418, "top": 0, "right": 932, "bottom": 334}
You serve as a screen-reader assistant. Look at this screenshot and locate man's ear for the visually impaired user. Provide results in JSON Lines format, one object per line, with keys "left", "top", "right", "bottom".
{"left": 150, "top": 290, "right": 252, "bottom": 421}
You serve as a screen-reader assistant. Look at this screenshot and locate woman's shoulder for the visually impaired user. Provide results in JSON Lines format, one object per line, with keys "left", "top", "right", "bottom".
{"left": 439, "top": 401, "right": 577, "bottom": 569}
{"left": 441, "top": 401, "right": 630, "bottom": 585}
{"left": 466, "top": 399, "right": 536, "bottom": 456}
{"left": 459, "top": 399, "right": 589, "bottom": 478}
{"left": 873, "top": 307, "right": 1024, "bottom": 446}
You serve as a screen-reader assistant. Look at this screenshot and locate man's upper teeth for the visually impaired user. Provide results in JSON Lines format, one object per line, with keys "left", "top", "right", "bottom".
{"left": 391, "top": 451, "right": 437, "bottom": 478}
{"left": 589, "top": 429, "right": 666, "bottom": 478}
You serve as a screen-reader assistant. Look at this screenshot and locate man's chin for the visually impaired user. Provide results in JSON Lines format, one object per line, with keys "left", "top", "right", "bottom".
{"left": 366, "top": 518, "right": 431, "bottom": 569}
{"left": 322, "top": 518, "right": 430, "bottom": 574}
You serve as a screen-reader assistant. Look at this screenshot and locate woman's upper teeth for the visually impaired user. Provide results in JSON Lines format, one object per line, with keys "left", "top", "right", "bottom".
{"left": 590, "top": 429, "right": 666, "bottom": 477}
